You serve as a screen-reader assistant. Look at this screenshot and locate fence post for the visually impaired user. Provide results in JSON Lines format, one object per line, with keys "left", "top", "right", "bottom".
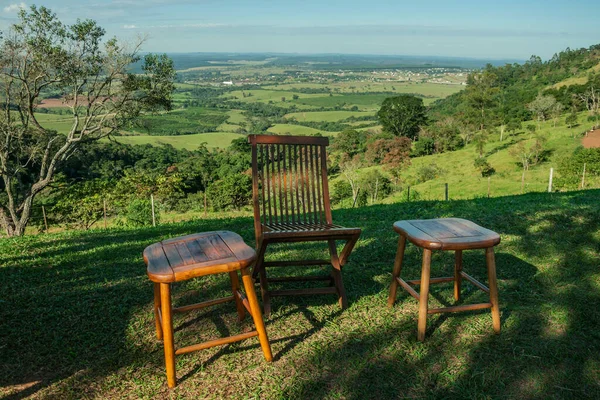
{"left": 103, "top": 199, "right": 107, "bottom": 229}
{"left": 42, "top": 206, "right": 48, "bottom": 232}
{"left": 548, "top": 168, "right": 554, "bottom": 193}
{"left": 151, "top": 194, "right": 156, "bottom": 227}
{"left": 444, "top": 183, "right": 448, "bottom": 201}
{"left": 521, "top": 171, "right": 525, "bottom": 194}
{"left": 487, "top": 176, "right": 491, "bottom": 198}
{"left": 407, "top": 186, "right": 410, "bottom": 202}
{"left": 581, "top": 163, "right": 586, "bottom": 189}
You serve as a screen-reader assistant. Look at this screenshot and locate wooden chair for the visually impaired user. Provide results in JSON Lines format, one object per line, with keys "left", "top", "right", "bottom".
{"left": 248, "top": 135, "right": 361, "bottom": 317}
{"left": 387, "top": 218, "right": 501, "bottom": 341}
{"left": 144, "top": 231, "right": 273, "bottom": 388}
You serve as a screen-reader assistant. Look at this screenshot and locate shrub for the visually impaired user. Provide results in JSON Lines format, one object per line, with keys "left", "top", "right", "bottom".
{"left": 123, "top": 198, "right": 158, "bottom": 227}
{"left": 474, "top": 158, "right": 496, "bottom": 177}
{"left": 412, "top": 137, "right": 435, "bottom": 157}
{"left": 331, "top": 180, "right": 353, "bottom": 204}
{"left": 207, "top": 174, "right": 252, "bottom": 210}
{"left": 416, "top": 163, "right": 441, "bottom": 183}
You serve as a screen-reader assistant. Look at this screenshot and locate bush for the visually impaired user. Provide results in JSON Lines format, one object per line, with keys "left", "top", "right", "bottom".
{"left": 412, "top": 137, "right": 435, "bottom": 157}
{"left": 174, "top": 192, "right": 205, "bottom": 213}
{"left": 416, "top": 163, "right": 441, "bottom": 183}
{"left": 207, "top": 174, "right": 252, "bottom": 210}
{"left": 331, "top": 180, "right": 353, "bottom": 204}
{"left": 474, "top": 157, "right": 496, "bottom": 177}
{"left": 123, "top": 198, "right": 158, "bottom": 227}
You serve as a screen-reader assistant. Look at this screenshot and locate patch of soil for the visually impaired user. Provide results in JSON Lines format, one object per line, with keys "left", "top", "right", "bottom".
{"left": 38, "top": 98, "right": 70, "bottom": 108}
{"left": 582, "top": 129, "right": 600, "bottom": 148}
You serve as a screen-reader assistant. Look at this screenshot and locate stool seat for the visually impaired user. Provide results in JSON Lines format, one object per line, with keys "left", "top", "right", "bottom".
{"left": 145, "top": 231, "right": 256, "bottom": 283}
{"left": 393, "top": 218, "right": 500, "bottom": 250}
{"left": 143, "top": 230, "right": 272, "bottom": 388}
{"left": 388, "top": 218, "right": 501, "bottom": 341}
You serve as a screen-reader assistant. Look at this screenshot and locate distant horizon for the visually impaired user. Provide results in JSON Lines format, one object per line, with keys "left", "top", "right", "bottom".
{"left": 1, "top": 1, "right": 599, "bottom": 60}
{"left": 159, "top": 51, "right": 525, "bottom": 63}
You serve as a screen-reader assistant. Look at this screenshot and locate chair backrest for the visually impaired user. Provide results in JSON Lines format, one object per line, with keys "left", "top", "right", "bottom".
{"left": 248, "top": 135, "right": 333, "bottom": 241}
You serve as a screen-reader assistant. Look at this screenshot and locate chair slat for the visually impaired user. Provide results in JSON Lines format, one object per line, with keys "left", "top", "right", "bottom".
{"left": 260, "top": 145, "right": 267, "bottom": 226}
{"left": 315, "top": 145, "right": 323, "bottom": 223}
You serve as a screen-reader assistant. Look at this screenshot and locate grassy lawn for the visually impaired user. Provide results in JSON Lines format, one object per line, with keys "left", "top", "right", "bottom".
{"left": 2, "top": 190, "right": 600, "bottom": 398}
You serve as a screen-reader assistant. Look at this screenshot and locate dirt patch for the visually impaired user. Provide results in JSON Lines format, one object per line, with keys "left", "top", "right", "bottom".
{"left": 582, "top": 129, "right": 600, "bottom": 148}
{"left": 38, "top": 98, "right": 70, "bottom": 108}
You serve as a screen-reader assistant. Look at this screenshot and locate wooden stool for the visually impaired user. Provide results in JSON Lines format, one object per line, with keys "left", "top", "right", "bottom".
{"left": 144, "top": 231, "right": 273, "bottom": 388}
{"left": 387, "top": 218, "right": 501, "bottom": 341}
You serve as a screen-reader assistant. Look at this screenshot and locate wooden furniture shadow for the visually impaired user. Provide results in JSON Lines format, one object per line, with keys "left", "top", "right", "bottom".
{"left": 387, "top": 218, "right": 501, "bottom": 341}
{"left": 248, "top": 134, "right": 361, "bottom": 317}
{"left": 144, "top": 231, "right": 273, "bottom": 388}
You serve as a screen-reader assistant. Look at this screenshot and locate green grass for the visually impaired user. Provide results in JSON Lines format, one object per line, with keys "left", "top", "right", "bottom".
{"left": 267, "top": 124, "right": 333, "bottom": 136}
{"left": 2, "top": 190, "right": 600, "bottom": 398}
{"left": 113, "top": 132, "right": 243, "bottom": 149}
{"left": 285, "top": 110, "right": 372, "bottom": 122}
{"left": 373, "top": 114, "right": 597, "bottom": 202}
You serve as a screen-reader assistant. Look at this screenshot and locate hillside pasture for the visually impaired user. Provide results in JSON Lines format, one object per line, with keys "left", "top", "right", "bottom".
{"left": 267, "top": 124, "right": 331, "bottom": 136}
{"left": 114, "top": 132, "right": 242, "bottom": 149}
{"left": 284, "top": 110, "right": 372, "bottom": 122}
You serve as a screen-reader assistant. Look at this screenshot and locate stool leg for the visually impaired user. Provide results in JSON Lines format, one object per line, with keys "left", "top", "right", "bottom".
{"left": 229, "top": 271, "right": 246, "bottom": 321}
{"left": 160, "top": 283, "right": 176, "bottom": 388}
{"left": 388, "top": 235, "right": 407, "bottom": 307}
{"left": 486, "top": 248, "right": 501, "bottom": 333}
{"left": 418, "top": 249, "right": 432, "bottom": 342}
{"left": 241, "top": 267, "right": 273, "bottom": 362}
{"left": 153, "top": 282, "right": 163, "bottom": 340}
{"left": 454, "top": 250, "right": 463, "bottom": 302}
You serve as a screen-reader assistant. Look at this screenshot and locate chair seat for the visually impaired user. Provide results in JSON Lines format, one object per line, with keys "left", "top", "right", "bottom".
{"left": 393, "top": 218, "right": 500, "bottom": 250}
{"left": 144, "top": 231, "right": 256, "bottom": 283}
{"left": 262, "top": 222, "right": 361, "bottom": 240}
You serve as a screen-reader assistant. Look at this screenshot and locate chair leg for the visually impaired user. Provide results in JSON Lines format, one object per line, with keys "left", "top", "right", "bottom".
{"left": 486, "top": 247, "right": 501, "bottom": 333}
{"left": 388, "top": 235, "right": 407, "bottom": 307}
{"left": 153, "top": 282, "right": 163, "bottom": 340}
{"left": 241, "top": 267, "right": 273, "bottom": 362}
{"left": 328, "top": 240, "right": 348, "bottom": 309}
{"left": 418, "top": 249, "right": 432, "bottom": 342}
{"left": 160, "top": 283, "right": 176, "bottom": 388}
{"left": 229, "top": 271, "right": 246, "bottom": 321}
{"left": 454, "top": 250, "right": 463, "bottom": 302}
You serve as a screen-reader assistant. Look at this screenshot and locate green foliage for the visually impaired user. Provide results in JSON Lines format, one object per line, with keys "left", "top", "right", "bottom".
{"left": 207, "top": 174, "right": 252, "bottom": 210}
{"left": 377, "top": 95, "right": 427, "bottom": 139}
{"left": 555, "top": 147, "right": 600, "bottom": 189}
{"left": 566, "top": 112, "right": 579, "bottom": 128}
{"left": 473, "top": 157, "right": 496, "bottom": 177}
{"left": 51, "top": 179, "right": 112, "bottom": 230}
{"left": 415, "top": 163, "right": 442, "bottom": 183}
{"left": 331, "top": 129, "right": 369, "bottom": 157}
{"left": 331, "top": 180, "right": 353, "bottom": 204}
{"left": 359, "top": 170, "right": 392, "bottom": 203}
{"left": 122, "top": 198, "right": 157, "bottom": 227}
{"left": 412, "top": 137, "right": 436, "bottom": 157}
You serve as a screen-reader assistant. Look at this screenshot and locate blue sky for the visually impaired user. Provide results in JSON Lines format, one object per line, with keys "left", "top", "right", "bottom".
{"left": 1, "top": 0, "right": 599, "bottom": 60}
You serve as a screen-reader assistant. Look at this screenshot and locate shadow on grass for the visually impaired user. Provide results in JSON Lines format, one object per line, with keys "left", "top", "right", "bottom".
{"left": 1, "top": 189, "right": 599, "bottom": 398}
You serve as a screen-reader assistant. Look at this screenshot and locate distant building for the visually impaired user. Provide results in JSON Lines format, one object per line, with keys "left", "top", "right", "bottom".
{"left": 222, "top": 81, "right": 233, "bottom": 85}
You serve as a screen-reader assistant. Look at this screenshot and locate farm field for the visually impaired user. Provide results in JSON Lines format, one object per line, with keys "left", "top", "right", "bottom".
{"left": 2, "top": 190, "right": 599, "bottom": 398}
{"left": 284, "top": 110, "right": 373, "bottom": 122}
{"left": 114, "top": 131, "right": 242, "bottom": 149}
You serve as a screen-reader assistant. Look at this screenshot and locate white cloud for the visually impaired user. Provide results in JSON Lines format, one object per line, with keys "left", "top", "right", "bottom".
{"left": 3, "top": 2, "right": 26, "bottom": 13}
{"left": 123, "top": 24, "right": 137, "bottom": 29}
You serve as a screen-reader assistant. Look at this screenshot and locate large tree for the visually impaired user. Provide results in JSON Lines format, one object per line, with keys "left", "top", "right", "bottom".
{"left": 0, "top": 6, "right": 175, "bottom": 236}
{"left": 377, "top": 95, "right": 427, "bottom": 139}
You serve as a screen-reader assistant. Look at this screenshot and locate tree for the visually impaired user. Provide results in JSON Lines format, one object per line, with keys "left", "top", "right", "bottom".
{"left": 339, "top": 155, "right": 362, "bottom": 205}
{"left": 550, "top": 102, "right": 565, "bottom": 127}
{"left": 0, "top": 6, "right": 175, "bottom": 236}
{"left": 377, "top": 95, "right": 427, "bottom": 139}
{"left": 526, "top": 94, "right": 557, "bottom": 129}
{"left": 464, "top": 70, "right": 499, "bottom": 131}
{"left": 566, "top": 112, "right": 578, "bottom": 128}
